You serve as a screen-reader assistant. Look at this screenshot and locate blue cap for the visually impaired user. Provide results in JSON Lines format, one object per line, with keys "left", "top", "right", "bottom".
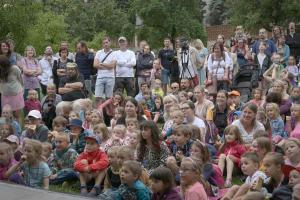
{"left": 68, "top": 119, "right": 83, "bottom": 129}
{"left": 85, "top": 133, "right": 101, "bottom": 145}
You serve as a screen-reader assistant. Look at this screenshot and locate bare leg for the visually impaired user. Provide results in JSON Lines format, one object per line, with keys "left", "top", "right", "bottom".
{"left": 225, "top": 156, "right": 234, "bottom": 187}
{"left": 218, "top": 154, "right": 226, "bottom": 174}
{"left": 221, "top": 185, "right": 240, "bottom": 200}
{"left": 233, "top": 183, "right": 251, "bottom": 199}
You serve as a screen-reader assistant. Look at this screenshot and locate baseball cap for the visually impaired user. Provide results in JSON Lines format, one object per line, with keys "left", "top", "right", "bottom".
{"left": 228, "top": 90, "right": 240, "bottom": 96}
{"left": 28, "top": 110, "right": 42, "bottom": 119}
{"left": 85, "top": 133, "right": 101, "bottom": 145}
{"left": 118, "top": 36, "right": 127, "bottom": 42}
{"left": 4, "top": 135, "right": 19, "bottom": 145}
{"left": 68, "top": 119, "right": 83, "bottom": 130}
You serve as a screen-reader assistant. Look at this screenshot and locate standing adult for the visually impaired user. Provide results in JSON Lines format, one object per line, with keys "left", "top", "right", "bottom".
{"left": 206, "top": 42, "right": 232, "bottom": 93}
{"left": 232, "top": 103, "right": 265, "bottom": 145}
{"left": 270, "top": 26, "right": 283, "bottom": 44}
{"left": 55, "top": 41, "right": 75, "bottom": 61}
{"left": 58, "top": 63, "right": 86, "bottom": 101}
{"left": 158, "top": 37, "right": 177, "bottom": 93}
{"left": 252, "top": 28, "right": 277, "bottom": 57}
{"left": 75, "top": 41, "right": 94, "bottom": 97}
{"left": 276, "top": 35, "right": 290, "bottom": 66}
{"left": 38, "top": 46, "right": 56, "bottom": 95}
{"left": 136, "top": 44, "right": 154, "bottom": 88}
{"left": 0, "top": 41, "right": 16, "bottom": 65}
{"left": 114, "top": 37, "right": 136, "bottom": 97}
{"left": 0, "top": 55, "right": 24, "bottom": 121}
{"left": 177, "top": 37, "right": 200, "bottom": 88}
{"left": 193, "top": 39, "right": 209, "bottom": 85}
{"left": 285, "top": 22, "right": 300, "bottom": 64}
{"left": 94, "top": 37, "right": 116, "bottom": 103}
{"left": 194, "top": 86, "right": 214, "bottom": 120}
{"left": 52, "top": 47, "right": 73, "bottom": 92}
{"left": 19, "top": 45, "right": 42, "bottom": 99}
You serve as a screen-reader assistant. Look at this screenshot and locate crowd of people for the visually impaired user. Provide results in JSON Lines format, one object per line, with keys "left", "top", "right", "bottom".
{"left": 0, "top": 21, "right": 300, "bottom": 200}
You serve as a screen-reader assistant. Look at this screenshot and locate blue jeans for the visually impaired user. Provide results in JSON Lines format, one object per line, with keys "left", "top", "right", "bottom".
{"left": 161, "top": 68, "right": 170, "bottom": 85}
{"left": 50, "top": 171, "right": 78, "bottom": 185}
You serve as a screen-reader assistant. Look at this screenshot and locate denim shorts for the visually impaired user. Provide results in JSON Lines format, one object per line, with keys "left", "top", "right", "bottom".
{"left": 95, "top": 77, "right": 115, "bottom": 98}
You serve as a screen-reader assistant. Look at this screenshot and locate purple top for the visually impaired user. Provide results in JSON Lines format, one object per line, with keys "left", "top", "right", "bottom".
{"left": 152, "top": 188, "right": 182, "bottom": 200}
{"left": 20, "top": 57, "right": 41, "bottom": 89}
{"left": 0, "top": 159, "right": 17, "bottom": 180}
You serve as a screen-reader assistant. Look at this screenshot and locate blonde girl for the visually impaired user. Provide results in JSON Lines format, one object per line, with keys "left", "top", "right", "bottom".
{"left": 93, "top": 123, "right": 111, "bottom": 151}
{"left": 266, "top": 103, "right": 286, "bottom": 138}
{"left": 6, "top": 139, "right": 51, "bottom": 189}
{"left": 218, "top": 125, "right": 246, "bottom": 187}
{"left": 90, "top": 109, "right": 104, "bottom": 130}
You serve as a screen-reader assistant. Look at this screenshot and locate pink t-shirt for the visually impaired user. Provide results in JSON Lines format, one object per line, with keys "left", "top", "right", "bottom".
{"left": 184, "top": 181, "right": 208, "bottom": 200}
{"left": 0, "top": 159, "right": 17, "bottom": 180}
{"left": 290, "top": 123, "right": 300, "bottom": 140}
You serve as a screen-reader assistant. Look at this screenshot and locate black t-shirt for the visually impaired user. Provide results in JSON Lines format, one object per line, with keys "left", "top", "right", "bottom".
{"left": 158, "top": 49, "right": 176, "bottom": 70}
{"left": 59, "top": 74, "right": 86, "bottom": 101}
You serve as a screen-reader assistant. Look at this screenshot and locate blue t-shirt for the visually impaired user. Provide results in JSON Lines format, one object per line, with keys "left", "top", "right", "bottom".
{"left": 21, "top": 161, "right": 51, "bottom": 188}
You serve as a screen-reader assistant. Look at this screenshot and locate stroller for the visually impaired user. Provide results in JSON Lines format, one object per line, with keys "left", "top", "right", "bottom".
{"left": 231, "top": 63, "right": 260, "bottom": 102}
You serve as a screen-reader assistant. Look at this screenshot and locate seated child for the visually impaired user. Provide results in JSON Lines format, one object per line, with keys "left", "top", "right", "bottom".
{"left": 284, "top": 138, "right": 300, "bottom": 168}
{"left": 93, "top": 123, "right": 111, "bottom": 151}
{"left": 266, "top": 103, "right": 287, "bottom": 139}
{"left": 150, "top": 167, "right": 182, "bottom": 200}
{"left": 179, "top": 157, "right": 208, "bottom": 200}
{"left": 218, "top": 125, "right": 246, "bottom": 188}
{"left": 127, "top": 130, "right": 139, "bottom": 159}
{"left": 68, "top": 119, "right": 88, "bottom": 154}
{"left": 250, "top": 137, "right": 272, "bottom": 171}
{"left": 152, "top": 79, "right": 164, "bottom": 98}
{"left": 142, "top": 89, "right": 154, "bottom": 111}
{"left": 52, "top": 116, "right": 70, "bottom": 133}
{"left": 74, "top": 133, "right": 109, "bottom": 196}
{"left": 151, "top": 95, "right": 164, "bottom": 123}
{"left": 125, "top": 117, "right": 139, "bottom": 136}
{"left": 24, "top": 89, "right": 41, "bottom": 114}
{"left": 21, "top": 110, "right": 49, "bottom": 142}
{"left": 222, "top": 152, "right": 267, "bottom": 200}
{"left": 0, "top": 142, "right": 22, "bottom": 183}
{"left": 178, "top": 91, "right": 189, "bottom": 104}
{"left": 104, "top": 146, "right": 121, "bottom": 191}
{"left": 90, "top": 109, "right": 104, "bottom": 131}
{"left": 42, "top": 142, "right": 53, "bottom": 166}
{"left": 6, "top": 139, "right": 51, "bottom": 189}
{"left": 3, "top": 135, "right": 22, "bottom": 161}
{"left": 49, "top": 133, "right": 78, "bottom": 185}
{"left": 82, "top": 109, "right": 92, "bottom": 130}
{"left": 110, "top": 107, "right": 125, "bottom": 129}
{"left": 165, "top": 110, "right": 185, "bottom": 139}
{"left": 114, "top": 160, "right": 151, "bottom": 200}
{"left": 0, "top": 122, "right": 14, "bottom": 142}
{"left": 1, "top": 104, "right": 21, "bottom": 137}
{"left": 69, "top": 110, "right": 80, "bottom": 122}
{"left": 105, "top": 125, "right": 126, "bottom": 151}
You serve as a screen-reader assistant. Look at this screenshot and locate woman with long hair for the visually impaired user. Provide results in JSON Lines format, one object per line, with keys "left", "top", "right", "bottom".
{"left": 0, "top": 55, "right": 24, "bottom": 121}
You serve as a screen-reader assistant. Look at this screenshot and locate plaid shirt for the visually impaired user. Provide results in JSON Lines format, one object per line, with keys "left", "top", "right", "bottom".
{"left": 170, "top": 139, "right": 193, "bottom": 157}
{"left": 50, "top": 146, "right": 78, "bottom": 178}
{"left": 21, "top": 161, "right": 51, "bottom": 188}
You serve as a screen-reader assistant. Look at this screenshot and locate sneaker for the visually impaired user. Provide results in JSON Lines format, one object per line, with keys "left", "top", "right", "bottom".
{"left": 80, "top": 185, "right": 88, "bottom": 196}
{"left": 87, "top": 186, "right": 101, "bottom": 197}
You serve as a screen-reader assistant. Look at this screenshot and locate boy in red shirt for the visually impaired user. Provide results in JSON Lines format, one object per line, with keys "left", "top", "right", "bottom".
{"left": 74, "top": 133, "right": 109, "bottom": 196}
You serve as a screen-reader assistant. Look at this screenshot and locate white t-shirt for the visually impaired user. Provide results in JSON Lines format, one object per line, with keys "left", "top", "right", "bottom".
{"left": 245, "top": 170, "right": 267, "bottom": 185}
{"left": 192, "top": 117, "right": 206, "bottom": 129}
{"left": 95, "top": 49, "right": 116, "bottom": 78}
{"left": 257, "top": 53, "right": 266, "bottom": 69}
{"left": 207, "top": 52, "right": 232, "bottom": 80}
{"left": 232, "top": 120, "right": 265, "bottom": 144}
{"left": 115, "top": 49, "right": 136, "bottom": 77}
{"left": 38, "top": 57, "right": 57, "bottom": 85}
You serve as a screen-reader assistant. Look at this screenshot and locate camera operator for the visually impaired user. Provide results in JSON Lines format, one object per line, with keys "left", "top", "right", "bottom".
{"left": 177, "top": 37, "right": 200, "bottom": 88}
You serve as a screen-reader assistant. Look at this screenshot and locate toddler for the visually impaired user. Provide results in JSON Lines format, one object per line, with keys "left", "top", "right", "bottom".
{"left": 286, "top": 56, "right": 299, "bottom": 82}
{"left": 152, "top": 79, "right": 164, "bottom": 97}
{"left": 90, "top": 109, "right": 104, "bottom": 131}
{"left": 125, "top": 117, "right": 138, "bottom": 136}
{"left": 110, "top": 107, "right": 125, "bottom": 129}
{"left": 105, "top": 125, "right": 126, "bottom": 150}
{"left": 249, "top": 88, "right": 263, "bottom": 108}
{"left": 1, "top": 104, "right": 21, "bottom": 137}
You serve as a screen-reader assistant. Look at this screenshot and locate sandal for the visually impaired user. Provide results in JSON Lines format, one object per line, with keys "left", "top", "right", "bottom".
{"left": 224, "top": 179, "right": 232, "bottom": 188}
{"left": 80, "top": 185, "right": 88, "bottom": 196}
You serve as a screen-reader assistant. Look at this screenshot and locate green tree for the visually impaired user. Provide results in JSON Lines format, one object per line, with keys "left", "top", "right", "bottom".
{"left": 24, "top": 11, "right": 70, "bottom": 55}
{"left": 64, "top": 0, "right": 133, "bottom": 42}
{"left": 0, "top": 0, "right": 41, "bottom": 52}
{"left": 226, "top": 0, "right": 300, "bottom": 32}
{"left": 206, "top": 0, "right": 227, "bottom": 25}
{"left": 132, "top": 0, "right": 207, "bottom": 49}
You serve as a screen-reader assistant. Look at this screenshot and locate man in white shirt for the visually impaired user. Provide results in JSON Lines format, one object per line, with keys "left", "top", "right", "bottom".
{"left": 94, "top": 37, "right": 116, "bottom": 102}
{"left": 38, "top": 46, "right": 57, "bottom": 95}
{"left": 114, "top": 37, "right": 136, "bottom": 97}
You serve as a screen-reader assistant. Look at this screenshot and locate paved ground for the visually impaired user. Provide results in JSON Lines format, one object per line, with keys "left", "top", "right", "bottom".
{"left": 0, "top": 182, "right": 89, "bottom": 200}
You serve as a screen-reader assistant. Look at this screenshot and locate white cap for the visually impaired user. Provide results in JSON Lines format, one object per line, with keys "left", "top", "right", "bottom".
{"left": 118, "top": 36, "right": 127, "bottom": 42}
{"left": 4, "top": 135, "right": 19, "bottom": 144}
{"left": 28, "top": 110, "right": 42, "bottom": 119}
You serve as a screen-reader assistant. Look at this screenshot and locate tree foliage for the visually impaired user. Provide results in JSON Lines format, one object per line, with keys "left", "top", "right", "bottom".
{"left": 206, "top": 0, "right": 227, "bottom": 25}
{"left": 132, "top": 0, "right": 207, "bottom": 48}
{"left": 23, "top": 11, "right": 69, "bottom": 55}
{"left": 226, "top": 0, "right": 300, "bottom": 32}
